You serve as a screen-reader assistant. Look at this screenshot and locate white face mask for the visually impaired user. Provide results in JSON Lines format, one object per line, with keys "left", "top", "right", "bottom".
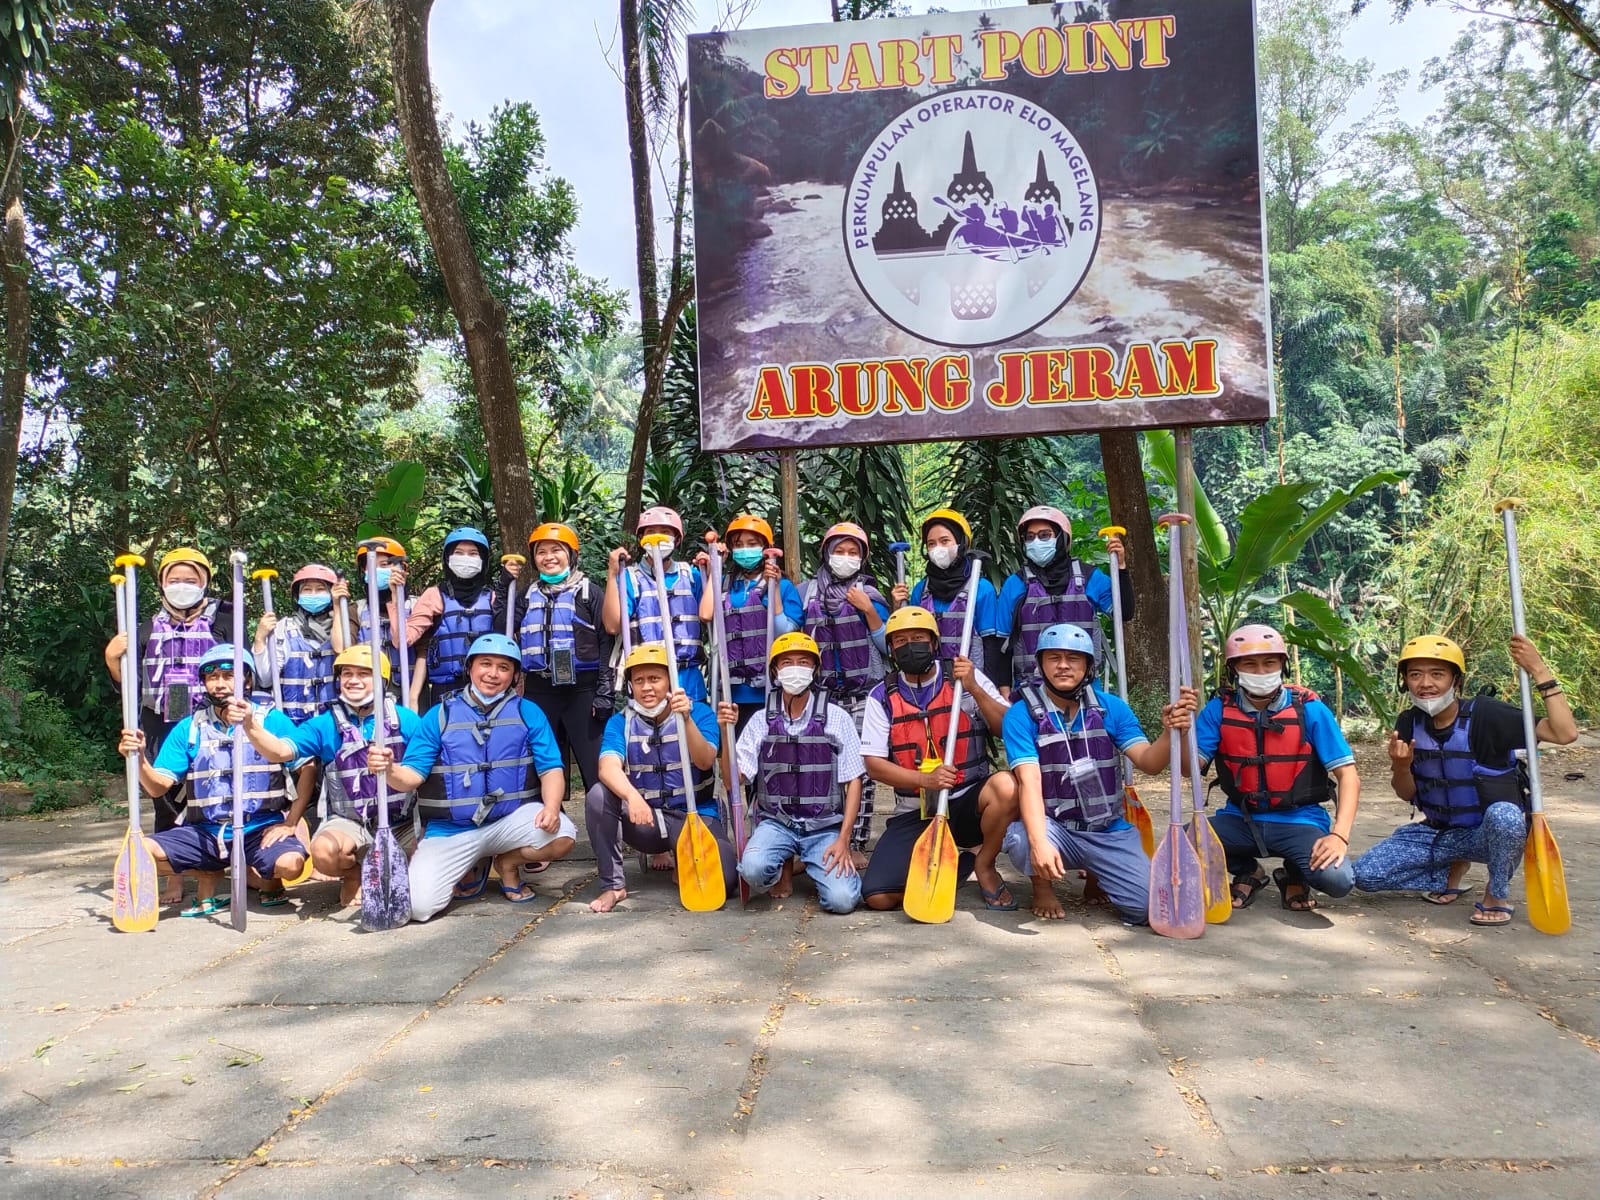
{"left": 827, "top": 553, "right": 860, "bottom": 579}
{"left": 650, "top": 538, "right": 676, "bottom": 562}
{"left": 775, "top": 665, "right": 815, "bottom": 695}
{"left": 631, "top": 696, "right": 670, "bottom": 719}
{"left": 164, "top": 582, "right": 205, "bottom": 610}
{"left": 1237, "top": 670, "right": 1282, "bottom": 697}
{"left": 339, "top": 684, "right": 373, "bottom": 708}
{"left": 927, "top": 545, "right": 958, "bottom": 570}
{"left": 447, "top": 553, "right": 481, "bottom": 579}
{"left": 1410, "top": 690, "right": 1455, "bottom": 717}
{"left": 469, "top": 685, "right": 507, "bottom": 708}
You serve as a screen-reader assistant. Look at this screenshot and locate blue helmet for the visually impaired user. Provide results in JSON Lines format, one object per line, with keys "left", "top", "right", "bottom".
{"left": 1035, "top": 623, "right": 1096, "bottom": 669}
{"left": 197, "top": 643, "right": 257, "bottom": 678}
{"left": 466, "top": 633, "right": 521, "bottom": 668}
{"left": 443, "top": 526, "right": 490, "bottom": 556}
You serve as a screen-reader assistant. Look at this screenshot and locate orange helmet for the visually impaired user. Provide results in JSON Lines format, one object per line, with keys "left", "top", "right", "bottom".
{"left": 529, "top": 522, "right": 580, "bottom": 556}
{"left": 725, "top": 514, "right": 773, "bottom": 546}
{"left": 355, "top": 536, "right": 407, "bottom": 568}
{"left": 821, "top": 521, "right": 869, "bottom": 555}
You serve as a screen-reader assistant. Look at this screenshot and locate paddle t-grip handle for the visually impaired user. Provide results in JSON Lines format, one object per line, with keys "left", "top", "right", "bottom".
{"left": 888, "top": 541, "right": 910, "bottom": 587}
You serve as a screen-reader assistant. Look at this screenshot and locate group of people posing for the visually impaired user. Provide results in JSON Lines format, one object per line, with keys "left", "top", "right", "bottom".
{"left": 106, "top": 503, "right": 1577, "bottom": 930}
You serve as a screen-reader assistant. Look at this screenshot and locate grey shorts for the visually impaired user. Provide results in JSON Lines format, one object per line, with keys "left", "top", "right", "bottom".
{"left": 315, "top": 816, "right": 418, "bottom": 857}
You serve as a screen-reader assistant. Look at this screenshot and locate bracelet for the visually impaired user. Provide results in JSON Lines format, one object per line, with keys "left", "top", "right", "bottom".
{"left": 1328, "top": 832, "right": 1348, "bottom": 845}
{"left": 1535, "top": 678, "right": 1560, "bottom": 694}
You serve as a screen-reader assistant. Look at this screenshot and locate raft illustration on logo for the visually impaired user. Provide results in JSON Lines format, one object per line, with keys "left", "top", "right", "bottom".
{"left": 843, "top": 89, "right": 1100, "bottom": 348}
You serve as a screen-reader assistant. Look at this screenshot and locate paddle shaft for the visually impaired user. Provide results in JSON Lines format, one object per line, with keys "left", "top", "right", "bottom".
{"left": 1164, "top": 521, "right": 1184, "bottom": 826}
{"left": 1101, "top": 527, "right": 1133, "bottom": 783}
{"left": 364, "top": 550, "right": 393, "bottom": 831}
{"left": 931, "top": 557, "right": 985, "bottom": 822}
{"left": 763, "top": 548, "right": 782, "bottom": 695}
{"left": 393, "top": 579, "right": 411, "bottom": 705}
{"left": 257, "top": 574, "right": 284, "bottom": 710}
{"left": 338, "top": 594, "right": 353, "bottom": 648}
{"left": 618, "top": 552, "right": 632, "bottom": 659}
{"left": 645, "top": 541, "right": 702, "bottom": 818}
{"left": 706, "top": 542, "right": 749, "bottom": 845}
{"left": 1172, "top": 587, "right": 1210, "bottom": 809}
{"left": 116, "top": 568, "right": 141, "bottom": 832}
{"left": 230, "top": 554, "right": 248, "bottom": 927}
{"left": 1500, "top": 505, "right": 1547, "bottom": 813}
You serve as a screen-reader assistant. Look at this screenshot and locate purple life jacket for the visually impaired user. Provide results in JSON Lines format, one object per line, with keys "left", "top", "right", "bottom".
{"left": 1023, "top": 685, "right": 1122, "bottom": 830}
{"left": 755, "top": 691, "right": 844, "bottom": 831}
{"left": 722, "top": 576, "right": 770, "bottom": 689}
{"left": 1010, "top": 561, "right": 1100, "bottom": 692}
{"left": 802, "top": 577, "right": 887, "bottom": 698}
{"left": 323, "top": 699, "right": 414, "bottom": 825}
{"left": 142, "top": 600, "right": 219, "bottom": 720}
{"left": 623, "top": 707, "right": 716, "bottom": 815}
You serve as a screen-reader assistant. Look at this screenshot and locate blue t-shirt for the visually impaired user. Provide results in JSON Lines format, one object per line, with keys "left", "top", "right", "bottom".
{"left": 600, "top": 700, "right": 721, "bottom": 763}
{"left": 723, "top": 576, "right": 803, "bottom": 704}
{"left": 151, "top": 704, "right": 306, "bottom": 782}
{"left": 1001, "top": 685, "right": 1147, "bottom": 831}
{"left": 997, "top": 566, "right": 1114, "bottom": 636}
{"left": 908, "top": 576, "right": 1002, "bottom": 638}
{"left": 624, "top": 564, "right": 709, "bottom": 700}
{"left": 1194, "top": 687, "right": 1354, "bottom": 828}
{"left": 287, "top": 703, "right": 420, "bottom": 764}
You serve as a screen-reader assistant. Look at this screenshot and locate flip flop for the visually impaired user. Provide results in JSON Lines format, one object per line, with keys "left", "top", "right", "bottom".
{"left": 1469, "top": 902, "right": 1515, "bottom": 927}
{"left": 1424, "top": 887, "right": 1470, "bottom": 905}
{"left": 500, "top": 883, "right": 541, "bottom": 904}
{"left": 453, "top": 858, "right": 491, "bottom": 900}
{"left": 180, "top": 895, "right": 230, "bottom": 918}
{"left": 978, "top": 882, "right": 1019, "bottom": 911}
{"left": 257, "top": 882, "right": 289, "bottom": 908}
{"left": 521, "top": 860, "right": 550, "bottom": 878}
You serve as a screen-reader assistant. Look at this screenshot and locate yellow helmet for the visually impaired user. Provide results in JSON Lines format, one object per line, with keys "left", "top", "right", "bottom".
{"left": 884, "top": 606, "right": 940, "bottom": 640}
{"left": 624, "top": 642, "right": 672, "bottom": 674}
{"left": 921, "top": 507, "right": 972, "bottom": 543}
{"left": 769, "top": 631, "right": 820, "bottom": 664}
{"left": 333, "top": 645, "right": 392, "bottom": 682}
{"left": 158, "top": 547, "right": 213, "bottom": 582}
{"left": 1397, "top": 634, "right": 1466, "bottom": 676}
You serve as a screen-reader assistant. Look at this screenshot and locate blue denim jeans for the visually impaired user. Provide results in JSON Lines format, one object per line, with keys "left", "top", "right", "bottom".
{"left": 1208, "top": 810, "right": 1355, "bottom": 897}
{"left": 739, "top": 819, "right": 861, "bottom": 914}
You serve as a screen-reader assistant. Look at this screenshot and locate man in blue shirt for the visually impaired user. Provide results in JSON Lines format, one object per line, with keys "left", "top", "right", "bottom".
{"left": 379, "top": 634, "right": 576, "bottom": 921}
{"left": 1003, "top": 624, "right": 1191, "bottom": 923}
{"left": 1184, "top": 624, "right": 1360, "bottom": 912}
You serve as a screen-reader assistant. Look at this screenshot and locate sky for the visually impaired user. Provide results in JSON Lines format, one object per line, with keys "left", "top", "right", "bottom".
{"left": 430, "top": 1, "right": 1478, "bottom": 308}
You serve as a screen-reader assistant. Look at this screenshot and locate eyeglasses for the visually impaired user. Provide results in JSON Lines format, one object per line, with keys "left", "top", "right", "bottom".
{"left": 1021, "top": 530, "right": 1057, "bottom": 543}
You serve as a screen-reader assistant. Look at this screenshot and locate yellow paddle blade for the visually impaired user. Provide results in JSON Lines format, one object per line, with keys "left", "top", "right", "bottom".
{"left": 1125, "top": 786, "right": 1155, "bottom": 858}
{"left": 286, "top": 819, "right": 316, "bottom": 886}
{"left": 1188, "top": 817, "right": 1232, "bottom": 925}
{"left": 112, "top": 830, "right": 159, "bottom": 933}
{"left": 903, "top": 815, "right": 959, "bottom": 924}
{"left": 1524, "top": 814, "right": 1571, "bottom": 936}
{"left": 676, "top": 813, "right": 726, "bottom": 912}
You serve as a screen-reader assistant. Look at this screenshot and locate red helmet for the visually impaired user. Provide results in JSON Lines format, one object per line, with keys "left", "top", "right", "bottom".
{"left": 1224, "top": 624, "right": 1288, "bottom": 663}
{"left": 636, "top": 506, "right": 684, "bottom": 538}
{"left": 291, "top": 564, "right": 338, "bottom": 593}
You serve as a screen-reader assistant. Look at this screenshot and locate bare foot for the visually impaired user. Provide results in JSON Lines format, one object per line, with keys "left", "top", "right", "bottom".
{"left": 1082, "top": 872, "right": 1110, "bottom": 906}
{"left": 647, "top": 852, "right": 675, "bottom": 871}
{"left": 589, "top": 887, "right": 628, "bottom": 913}
{"left": 1029, "top": 876, "right": 1066, "bottom": 920}
{"left": 338, "top": 876, "right": 361, "bottom": 907}
{"left": 770, "top": 859, "right": 795, "bottom": 900}
{"left": 161, "top": 878, "right": 184, "bottom": 905}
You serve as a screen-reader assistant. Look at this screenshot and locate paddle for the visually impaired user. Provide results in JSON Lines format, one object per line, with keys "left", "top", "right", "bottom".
{"left": 228, "top": 551, "right": 249, "bottom": 930}
{"left": 904, "top": 555, "right": 984, "bottom": 925}
{"left": 360, "top": 540, "right": 412, "bottom": 931}
{"left": 1496, "top": 498, "right": 1570, "bottom": 936}
{"left": 1171, "top": 567, "right": 1230, "bottom": 925}
{"left": 393, "top": 574, "right": 413, "bottom": 708}
{"left": 889, "top": 540, "right": 910, "bottom": 593}
{"left": 705, "top": 532, "right": 751, "bottom": 905}
{"left": 1148, "top": 515, "right": 1205, "bottom": 939}
{"left": 1099, "top": 524, "right": 1154, "bottom": 857}
{"left": 111, "top": 557, "right": 158, "bottom": 933}
{"left": 253, "top": 568, "right": 313, "bottom": 884}
{"left": 641, "top": 533, "right": 726, "bottom": 912}
{"left": 502, "top": 554, "right": 526, "bottom": 638}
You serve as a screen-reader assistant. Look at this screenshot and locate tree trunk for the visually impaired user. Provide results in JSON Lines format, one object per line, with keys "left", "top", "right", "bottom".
{"left": 386, "top": 0, "right": 535, "bottom": 545}
{"left": 620, "top": 0, "right": 662, "bottom": 534}
{"left": 1099, "top": 429, "right": 1167, "bottom": 692}
{"left": 0, "top": 111, "right": 32, "bottom": 598}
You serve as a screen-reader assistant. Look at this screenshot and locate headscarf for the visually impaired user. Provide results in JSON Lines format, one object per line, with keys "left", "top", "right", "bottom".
{"left": 1022, "top": 518, "right": 1076, "bottom": 592}
{"left": 811, "top": 533, "right": 885, "bottom": 616}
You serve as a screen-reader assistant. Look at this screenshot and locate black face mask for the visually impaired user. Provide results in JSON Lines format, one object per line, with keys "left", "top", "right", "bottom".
{"left": 892, "top": 642, "right": 936, "bottom": 676}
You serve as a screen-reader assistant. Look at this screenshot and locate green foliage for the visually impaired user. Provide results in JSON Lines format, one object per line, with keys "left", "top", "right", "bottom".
{"left": 0, "top": 0, "right": 63, "bottom": 113}
{"left": 358, "top": 462, "right": 427, "bottom": 545}
{"left": 0, "top": 657, "right": 110, "bottom": 800}
{"left": 939, "top": 438, "right": 1073, "bottom": 580}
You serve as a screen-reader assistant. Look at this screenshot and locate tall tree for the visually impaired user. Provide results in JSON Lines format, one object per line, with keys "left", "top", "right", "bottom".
{"left": 384, "top": 0, "right": 537, "bottom": 543}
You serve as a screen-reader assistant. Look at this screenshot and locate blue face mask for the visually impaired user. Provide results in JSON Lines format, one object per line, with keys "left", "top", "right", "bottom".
{"left": 731, "top": 546, "right": 763, "bottom": 570}
{"left": 299, "top": 593, "right": 332, "bottom": 615}
{"left": 375, "top": 568, "right": 392, "bottom": 591}
{"left": 1025, "top": 538, "right": 1057, "bottom": 566}
{"left": 539, "top": 568, "right": 570, "bottom": 584}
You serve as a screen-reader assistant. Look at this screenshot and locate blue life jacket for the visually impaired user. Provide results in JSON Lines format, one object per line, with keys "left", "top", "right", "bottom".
{"left": 520, "top": 580, "right": 601, "bottom": 676}
{"left": 415, "top": 692, "right": 541, "bottom": 826}
{"left": 627, "top": 564, "right": 702, "bottom": 667}
{"left": 272, "top": 614, "right": 334, "bottom": 723}
{"left": 182, "top": 694, "right": 292, "bottom": 826}
{"left": 623, "top": 707, "right": 716, "bottom": 816}
{"left": 426, "top": 588, "right": 495, "bottom": 691}
{"left": 1406, "top": 701, "right": 1527, "bottom": 829}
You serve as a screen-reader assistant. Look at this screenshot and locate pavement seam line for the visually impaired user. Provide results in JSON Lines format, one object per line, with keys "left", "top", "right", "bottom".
{"left": 731, "top": 901, "right": 816, "bottom": 1132}
{"left": 194, "top": 870, "right": 597, "bottom": 1200}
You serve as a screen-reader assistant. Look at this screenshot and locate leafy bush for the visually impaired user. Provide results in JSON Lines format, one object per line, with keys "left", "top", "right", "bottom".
{"left": 0, "top": 657, "right": 113, "bottom": 807}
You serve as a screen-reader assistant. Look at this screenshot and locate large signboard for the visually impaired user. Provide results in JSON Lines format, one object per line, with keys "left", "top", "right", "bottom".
{"left": 687, "top": 0, "right": 1272, "bottom": 453}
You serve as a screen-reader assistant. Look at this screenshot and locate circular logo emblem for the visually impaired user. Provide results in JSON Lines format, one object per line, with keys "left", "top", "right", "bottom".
{"left": 843, "top": 89, "right": 1100, "bottom": 348}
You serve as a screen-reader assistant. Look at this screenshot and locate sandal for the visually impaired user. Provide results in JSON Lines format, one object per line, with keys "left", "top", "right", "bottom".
{"left": 1470, "top": 902, "right": 1515, "bottom": 927}
{"left": 180, "top": 895, "right": 230, "bottom": 918}
{"left": 1424, "top": 886, "right": 1470, "bottom": 906}
{"left": 500, "top": 883, "right": 541, "bottom": 904}
{"left": 453, "top": 859, "right": 491, "bottom": 900}
{"left": 1272, "top": 867, "right": 1318, "bottom": 912}
{"left": 1230, "top": 871, "right": 1271, "bottom": 909}
{"left": 257, "top": 882, "right": 289, "bottom": 908}
{"left": 978, "top": 882, "right": 1019, "bottom": 911}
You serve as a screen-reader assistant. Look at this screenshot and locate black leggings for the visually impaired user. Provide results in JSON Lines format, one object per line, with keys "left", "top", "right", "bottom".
{"left": 524, "top": 677, "right": 608, "bottom": 792}
{"left": 138, "top": 708, "right": 186, "bottom": 832}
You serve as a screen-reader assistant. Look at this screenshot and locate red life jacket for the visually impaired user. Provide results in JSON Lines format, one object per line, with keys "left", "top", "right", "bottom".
{"left": 884, "top": 666, "right": 989, "bottom": 799}
{"left": 1213, "top": 685, "right": 1331, "bottom": 814}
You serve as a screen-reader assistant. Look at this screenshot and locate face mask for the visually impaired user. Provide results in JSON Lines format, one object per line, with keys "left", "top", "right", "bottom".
{"left": 539, "top": 568, "right": 571, "bottom": 585}
{"left": 1237, "top": 670, "right": 1282, "bottom": 697}
{"left": 927, "top": 545, "right": 958, "bottom": 570}
{"left": 892, "top": 642, "right": 935, "bottom": 676}
{"left": 163, "top": 582, "right": 205, "bottom": 610}
{"left": 828, "top": 553, "right": 861, "bottom": 579}
{"left": 375, "top": 568, "right": 392, "bottom": 592}
{"left": 731, "top": 546, "right": 763, "bottom": 570}
{"left": 447, "top": 554, "right": 481, "bottom": 579}
{"left": 631, "top": 696, "right": 670, "bottom": 719}
{"left": 1025, "top": 537, "right": 1057, "bottom": 566}
{"left": 298, "top": 592, "right": 332, "bottom": 615}
{"left": 339, "top": 684, "right": 372, "bottom": 708}
{"left": 649, "top": 538, "right": 676, "bottom": 562}
{"left": 775, "top": 665, "right": 815, "bottom": 695}
{"left": 468, "top": 685, "right": 507, "bottom": 708}
{"left": 1410, "top": 690, "right": 1455, "bottom": 717}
